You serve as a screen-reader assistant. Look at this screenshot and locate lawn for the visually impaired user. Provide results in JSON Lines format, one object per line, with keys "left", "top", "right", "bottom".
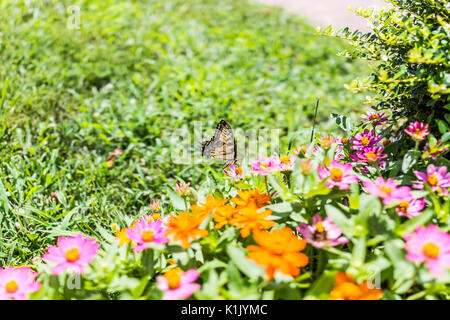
{"left": 0, "top": 0, "right": 367, "bottom": 265}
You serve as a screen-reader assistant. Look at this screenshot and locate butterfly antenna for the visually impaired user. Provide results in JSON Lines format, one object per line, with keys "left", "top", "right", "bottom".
{"left": 310, "top": 98, "right": 320, "bottom": 144}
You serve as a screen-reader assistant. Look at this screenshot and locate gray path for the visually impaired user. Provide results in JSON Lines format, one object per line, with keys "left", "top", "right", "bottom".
{"left": 258, "top": 0, "right": 387, "bottom": 31}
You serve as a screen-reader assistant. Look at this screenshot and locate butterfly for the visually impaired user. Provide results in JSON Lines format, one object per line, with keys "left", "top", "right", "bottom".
{"left": 201, "top": 120, "right": 237, "bottom": 169}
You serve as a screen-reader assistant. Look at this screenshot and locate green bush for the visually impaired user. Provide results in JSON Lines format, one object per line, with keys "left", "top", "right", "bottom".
{"left": 321, "top": 0, "right": 450, "bottom": 138}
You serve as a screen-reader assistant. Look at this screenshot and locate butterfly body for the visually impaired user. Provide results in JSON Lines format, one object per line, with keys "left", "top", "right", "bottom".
{"left": 201, "top": 120, "right": 237, "bottom": 169}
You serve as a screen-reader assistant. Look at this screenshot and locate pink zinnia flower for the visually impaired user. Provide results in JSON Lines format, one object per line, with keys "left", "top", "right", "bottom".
{"left": 296, "top": 214, "right": 349, "bottom": 248}
{"left": 413, "top": 164, "right": 450, "bottom": 196}
{"left": 175, "top": 182, "right": 190, "bottom": 196}
{"left": 42, "top": 234, "right": 100, "bottom": 275}
{"left": 334, "top": 145, "right": 345, "bottom": 160}
{"left": 156, "top": 268, "right": 201, "bottom": 300}
{"left": 127, "top": 219, "right": 169, "bottom": 252}
{"left": 363, "top": 177, "right": 412, "bottom": 205}
{"left": 350, "top": 129, "right": 382, "bottom": 150}
{"left": 279, "top": 155, "right": 297, "bottom": 172}
{"left": 403, "top": 225, "right": 450, "bottom": 276}
{"left": 318, "top": 160, "right": 358, "bottom": 190}
{"left": 404, "top": 121, "right": 430, "bottom": 141}
{"left": 0, "top": 267, "right": 41, "bottom": 300}
{"left": 423, "top": 140, "right": 449, "bottom": 159}
{"left": 149, "top": 200, "right": 161, "bottom": 212}
{"left": 361, "top": 112, "right": 389, "bottom": 125}
{"left": 224, "top": 165, "right": 243, "bottom": 179}
{"left": 395, "top": 198, "right": 426, "bottom": 219}
{"left": 350, "top": 146, "right": 387, "bottom": 164}
{"left": 249, "top": 155, "right": 281, "bottom": 176}
{"left": 317, "top": 135, "right": 337, "bottom": 150}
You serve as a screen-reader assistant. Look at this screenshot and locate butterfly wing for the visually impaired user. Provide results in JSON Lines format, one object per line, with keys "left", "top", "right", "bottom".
{"left": 202, "top": 120, "right": 237, "bottom": 168}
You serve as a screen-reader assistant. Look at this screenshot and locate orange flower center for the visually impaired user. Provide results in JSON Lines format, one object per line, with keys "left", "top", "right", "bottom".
{"left": 370, "top": 114, "right": 379, "bottom": 120}
{"left": 341, "top": 137, "right": 348, "bottom": 144}
{"left": 423, "top": 242, "right": 440, "bottom": 259}
{"left": 427, "top": 174, "right": 438, "bottom": 186}
{"left": 260, "top": 162, "right": 269, "bottom": 168}
{"left": 361, "top": 137, "right": 370, "bottom": 146}
{"left": 142, "top": 229, "right": 154, "bottom": 242}
{"left": 235, "top": 167, "right": 243, "bottom": 175}
{"left": 365, "top": 151, "right": 377, "bottom": 160}
{"left": 5, "top": 280, "right": 18, "bottom": 294}
{"left": 164, "top": 268, "right": 182, "bottom": 289}
{"left": 414, "top": 128, "right": 422, "bottom": 135}
{"left": 315, "top": 221, "right": 325, "bottom": 233}
{"left": 330, "top": 167, "right": 343, "bottom": 182}
{"left": 396, "top": 201, "right": 409, "bottom": 213}
{"left": 380, "top": 184, "right": 393, "bottom": 195}
{"left": 65, "top": 247, "right": 80, "bottom": 262}
{"left": 280, "top": 156, "right": 290, "bottom": 164}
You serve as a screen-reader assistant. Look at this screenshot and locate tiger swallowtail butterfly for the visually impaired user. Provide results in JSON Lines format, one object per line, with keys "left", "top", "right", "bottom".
{"left": 201, "top": 120, "right": 237, "bottom": 169}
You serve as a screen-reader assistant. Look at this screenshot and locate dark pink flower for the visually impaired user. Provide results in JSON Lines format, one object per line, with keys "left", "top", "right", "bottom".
{"left": 404, "top": 122, "right": 430, "bottom": 141}
{"left": 318, "top": 160, "right": 359, "bottom": 190}
{"left": 296, "top": 214, "right": 349, "bottom": 248}
{"left": 350, "top": 146, "right": 387, "bottom": 164}
{"left": 413, "top": 164, "right": 450, "bottom": 196}
{"left": 361, "top": 112, "right": 389, "bottom": 125}
{"left": 350, "top": 129, "right": 382, "bottom": 150}
{"left": 127, "top": 218, "right": 169, "bottom": 253}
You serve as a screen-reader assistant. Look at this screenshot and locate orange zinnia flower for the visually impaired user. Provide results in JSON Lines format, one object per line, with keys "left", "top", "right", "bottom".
{"left": 212, "top": 204, "right": 236, "bottom": 229}
{"left": 191, "top": 195, "right": 227, "bottom": 221}
{"left": 329, "top": 272, "right": 383, "bottom": 300}
{"left": 247, "top": 227, "right": 309, "bottom": 280}
{"left": 165, "top": 211, "right": 208, "bottom": 248}
{"left": 231, "top": 189, "right": 271, "bottom": 209}
{"left": 230, "top": 201, "right": 275, "bottom": 237}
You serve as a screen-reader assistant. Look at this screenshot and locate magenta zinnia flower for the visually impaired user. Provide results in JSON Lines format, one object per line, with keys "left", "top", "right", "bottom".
{"left": 175, "top": 182, "right": 190, "bottom": 196}
{"left": 403, "top": 225, "right": 450, "bottom": 276}
{"left": 350, "top": 129, "right": 382, "bottom": 150}
{"left": 224, "top": 165, "right": 243, "bottom": 179}
{"left": 350, "top": 146, "right": 387, "bottom": 164}
{"left": 363, "top": 177, "right": 412, "bottom": 205}
{"left": 361, "top": 112, "right": 389, "bottom": 125}
{"left": 127, "top": 219, "right": 169, "bottom": 252}
{"left": 404, "top": 121, "right": 430, "bottom": 141}
{"left": 149, "top": 200, "right": 161, "bottom": 212}
{"left": 249, "top": 155, "right": 281, "bottom": 176}
{"left": 395, "top": 198, "right": 426, "bottom": 219}
{"left": 413, "top": 164, "right": 450, "bottom": 196}
{"left": 0, "top": 267, "right": 41, "bottom": 300}
{"left": 42, "top": 234, "right": 100, "bottom": 275}
{"left": 156, "top": 268, "right": 201, "bottom": 300}
{"left": 423, "top": 140, "right": 449, "bottom": 159}
{"left": 318, "top": 160, "right": 358, "bottom": 190}
{"left": 296, "top": 214, "right": 349, "bottom": 248}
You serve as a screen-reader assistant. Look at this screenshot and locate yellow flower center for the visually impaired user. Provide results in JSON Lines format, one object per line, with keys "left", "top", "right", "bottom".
{"left": 65, "top": 247, "right": 80, "bottom": 262}
{"left": 365, "top": 151, "right": 377, "bottom": 160}
{"left": 315, "top": 221, "right": 325, "bottom": 233}
{"left": 235, "top": 167, "right": 243, "bottom": 175}
{"left": 396, "top": 201, "right": 409, "bottom": 213}
{"left": 280, "top": 156, "right": 290, "bottom": 164}
{"left": 164, "top": 268, "right": 182, "bottom": 289}
{"left": 361, "top": 137, "right": 370, "bottom": 146}
{"left": 341, "top": 137, "right": 348, "bottom": 144}
{"left": 423, "top": 242, "right": 440, "bottom": 259}
{"left": 260, "top": 162, "right": 269, "bottom": 168}
{"left": 330, "top": 167, "right": 343, "bottom": 182}
{"left": 427, "top": 174, "right": 438, "bottom": 187}
{"left": 5, "top": 280, "right": 18, "bottom": 294}
{"left": 414, "top": 128, "right": 422, "bottom": 135}
{"left": 142, "top": 229, "right": 154, "bottom": 242}
{"left": 380, "top": 185, "right": 393, "bottom": 195}
{"left": 370, "top": 114, "right": 379, "bottom": 120}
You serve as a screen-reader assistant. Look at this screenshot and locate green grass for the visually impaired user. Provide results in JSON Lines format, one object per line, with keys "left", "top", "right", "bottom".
{"left": 0, "top": 0, "right": 367, "bottom": 265}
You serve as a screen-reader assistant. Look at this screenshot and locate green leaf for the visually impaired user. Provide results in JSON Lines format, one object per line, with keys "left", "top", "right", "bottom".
{"left": 402, "top": 150, "right": 420, "bottom": 173}
{"left": 325, "top": 205, "right": 355, "bottom": 238}
{"left": 226, "top": 244, "right": 263, "bottom": 280}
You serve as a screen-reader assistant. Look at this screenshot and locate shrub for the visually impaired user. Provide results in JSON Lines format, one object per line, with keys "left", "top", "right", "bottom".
{"left": 321, "top": 0, "right": 450, "bottom": 139}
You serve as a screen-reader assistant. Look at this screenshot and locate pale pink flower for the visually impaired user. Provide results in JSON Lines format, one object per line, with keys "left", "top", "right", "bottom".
{"left": 42, "top": 234, "right": 99, "bottom": 275}
{"left": 249, "top": 155, "right": 281, "bottom": 176}
{"left": 156, "top": 268, "right": 201, "bottom": 300}
{"left": 175, "top": 182, "right": 190, "bottom": 196}
{"left": 296, "top": 214, "right": 349, "bottom": 248}
{"left": 404, "top": 121, "right": 430, "bottom": 141}
{"left": 224, "top": 165, "right": 243, "bottom": 179}
{"left": 350, "top": 129, "right": 382, "bottom": 150}
{"left": 0, "top": 267, "right": 41, "bottom": 300}
{"left": 279, "top": 155, "right": 297, "bottom": 172}
{"left": 127, "top": 219, "right": 169, "bottom": 252}
{"left": 403, "top": 225, "right": 450, "bottom": 276}
{"left": 318, "top": 160, "right": 358, "bottom": 190}
{"left": 334, "top": 145, "right": 345, "bottom": 160}
{"left": 413, "top": 164, "right": 450, "bottom": 196}
{"left": 361, "top": 112, "right": 389, "bottom": 125}
{"left": 149, "top": 200, "right": 161, "bottom": 212}
{"left": 363, "top": 177, "right": 412, "bottom": 205}
{"left": 395, "top": 198, "right": 426, "bottom": 218}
